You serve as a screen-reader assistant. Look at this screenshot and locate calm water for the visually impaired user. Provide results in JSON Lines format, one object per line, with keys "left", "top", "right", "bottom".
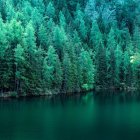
{"left": 1, "top": 91, "right": 140, "bottom": 140}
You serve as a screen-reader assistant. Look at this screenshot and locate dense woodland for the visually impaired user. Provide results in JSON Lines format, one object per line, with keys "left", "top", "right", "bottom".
{"left": 0, "top": 0, "right": 140, "bottom": 96}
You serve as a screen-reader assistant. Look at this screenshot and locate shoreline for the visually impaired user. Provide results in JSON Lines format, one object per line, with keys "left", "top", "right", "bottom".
{"left": 0, "top": 87, "right": 139, "bottom": 99}
{"left": 0, "top": 89, "right": 92, "bottom": 98}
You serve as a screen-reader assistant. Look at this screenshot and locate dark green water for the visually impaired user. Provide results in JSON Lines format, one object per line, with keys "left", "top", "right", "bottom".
{"left": 1, "top": 91, "right": 140, "bottom": 140}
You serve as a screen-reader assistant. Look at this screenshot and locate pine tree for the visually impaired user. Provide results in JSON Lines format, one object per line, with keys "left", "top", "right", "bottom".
{"left": 46, "top": 18, "right": 55, "bottom": 46}
{"left": 74, "top": 6, "right": 84, "bottom": 28}
{"left": 44, "top": 46, "right": 63, "bottom": 91}
{"left": 4, "top": 19, "right": 24, "bottom": 91}
{"left": 14, "top": 44, "right": 25, "bottom": 93}
{"left": 24, "top": 21, "right": 36, "bottom": 58}
{"left": 35, "top": 47, "right": 46, "bottom": 93}
{"left": 131, "top": 52, "right": 140, "bottom": 88}
{"left": 95, "top": 42, "right": 107, "bottom": 87}
{"left": 79, "top": 19, "right": 87, "bottom": 41}
{"left": 0, "top": 17, "right": 9, "bottom": 92}
{"left": 54, "top": 55, "right": 63, "bottom": 91}
{"left": 106, "top": 28, "right": 117, "bottom": 87}
{"left": 62, "top": 53, "right": 73, "bottom": 93}
{"left": 46, "top": 2, "right": 55, "bottom": 19}
{"left": 123, "top": 50, "right": 132, "bottom": 87}
{"left": 0, "top": 17, "right": 7, "bottom": 59}
{"left": 115, "top": 45, "right": 123, "bottom": 87}
{"left": 133, "top": 26, "right": 140, "bottom": 50}
{"left": 72, "top": 30, "right": 82, "bottom": 54}
{"left": 53, "top": 25, "right": 67, "bottom": 58}
{"left": 23, "top": 21, "right": 37, "bottom": 93}
{"left": 59, "top": 11, "right": 66, "bottom": 29}
{"left": 69, "top": 44, "right": 80, "bottom": 92}
{"left": 31, "top": 8, "right": 43, "bottom": 29}
{"left": 38, "top": 24, "right": 47, "bottom": 49}
{"left": 79, "top": 48, "right": 95, "bottom": 90}
{"left": 85, "top": 0, "right": 98, "bottom": 21}
{"left": 5, "top": 1, "right": 15, "bottom": 21}
{"left": 90, "top": 21, "right": 102, "bottom": 50}
{"left": 7, "top": 19, "right": 23, "bottom": 46}
{"left": 43, "top": 57, "right": 52, "bottom": 90}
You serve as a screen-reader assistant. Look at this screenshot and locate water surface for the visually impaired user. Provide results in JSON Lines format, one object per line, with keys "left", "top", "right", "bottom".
{"left": 0, "top": 91, "right": 140, "bottom": 140}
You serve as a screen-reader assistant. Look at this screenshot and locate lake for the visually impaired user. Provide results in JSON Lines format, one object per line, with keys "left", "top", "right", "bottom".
{"left": 0, "top": 91, "right": 140, "bottom": 140}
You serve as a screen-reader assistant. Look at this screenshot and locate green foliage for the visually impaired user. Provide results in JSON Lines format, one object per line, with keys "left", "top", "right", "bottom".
{"left": 90, "top": 21, "right": 102, "bottom": 50}
{"left": 95, "top": 42, "right": 107, "bottom": 87}
{"left": 79, "top": 49, "right": 95, "bottom": 90}
{"left": 59, "top": 11, "right": 66, "bottom": 29}
{"left": 0, "top": 0, "right": 139, "bottom": 96}
{"left": 46, "top": 2, "right": 55, "bottom": 19}
{"left": 14, "top": 44, "right": 26, "bottom": 93}
{"left": 53, "top": 25, "right": 67, "bottom": 57}
{"left": 63, "top": 53, "right": 73, "bottom": 93}
{"left": 106, "top": 28, "right": 117, "bottom": 86}
{"left": 38, "top": 24, "right": 47, "bottom": 48}
{"left": 43, "top": 46, "right": 63, "bottom": 91}
{"left": 115, "top": 45, "right": 123, "bottom": 86}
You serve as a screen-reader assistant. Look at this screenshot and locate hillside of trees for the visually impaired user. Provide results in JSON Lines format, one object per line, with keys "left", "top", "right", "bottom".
{"left": 0, "top": 0, "right": 140, "bottom": 96}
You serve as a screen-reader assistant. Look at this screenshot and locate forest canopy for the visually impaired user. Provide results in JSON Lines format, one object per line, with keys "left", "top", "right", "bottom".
{"left": 0, "top": 0, "right": 140, "bottom": 96}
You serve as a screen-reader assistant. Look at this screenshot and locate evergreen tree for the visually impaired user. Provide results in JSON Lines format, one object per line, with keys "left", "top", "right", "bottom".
{"left": 85, "top": 0, "right": 98, "bottom": 21}
{"left": 53, "top": 25, "right": 67, "bottom": 58}
{"left": 72, "top": 30, "right": 82, "bottom": 54}
{"left": 90, "top": 21, "right": 102, "bottom": 50}
{"left": 79, "top": 49, "right": 95, "bottom": 90}
{"left": 14, "top": 44, "right": 26, "bottom": 93}
{"left": 46, "top": 18, "right": 55, "bottom": 46}
{"left": 46, "top": 2, "right": 55, "bottom": 19}
{"left": 5, "top": 1, "right": 15, "bottom": 21}
{"left": 43, "top": 57, "right": 52, "bottom": 90}
{"left": 0, "top": 17, "right": 9, "bottom": 92}
{"left": 95, "top": 42, "right": 107, "bottom": 87}
{"left": 31, "top": 8, "right": 43, "bottom": 29}
{"left": 133, "top": 26, "right": 140, "bottom": 50}
{"left": 59, "top": 11, "right": 66, "bottom": 29}
{"left": 106, "top": 28, "right": 117, "bottom": 87}
{"left": 115, "top": 45, "right": 123, "bottom": 87}
{"left": 38, "top": 24, "right": 47, "bottom": 49}
{"left": 44, "top": 46, "right": 63, "bottom": 91}
{"left": 54, "top": 55, "right": 63, "bottom": 91}
{"left": 23, "top": 21, "right": 37, "bottom": 93}
{"left": 123, "top": 50, "right": 132, "bottom": 87}
{"left": 79, "top": 19, "right": 87, "bottom": 41}
{"left": 69, "top": 44, "right": 80, "bottom": 92}
{"left": 62, "top": 53, "right": 73, "bottom": 93}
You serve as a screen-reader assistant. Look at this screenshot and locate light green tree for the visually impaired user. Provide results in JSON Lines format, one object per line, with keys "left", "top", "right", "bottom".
{"left": 79, "top": 48, "right": 95, "bottom": 90}
{"left": 14, "top": 44, "right": 26, "bottom": 93}
{"left": 46, "top": 2, "right": 55, "bottom": 19}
